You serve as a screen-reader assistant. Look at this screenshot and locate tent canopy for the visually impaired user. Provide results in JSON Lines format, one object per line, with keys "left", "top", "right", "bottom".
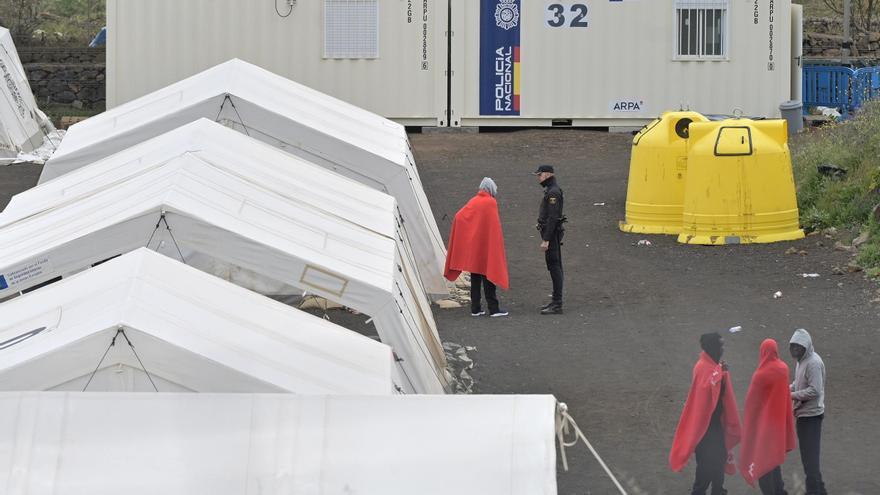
{"left": 0, "top": 392, "right": 558, "bottom": 495}
{"left": 0, "top": 249, "right": 395, "bottom": 395}
{"left": 40, "top": 59, "right": 448, "bottom": 297}
{"left": 0, "top": 122, "right": 448, "bottom": 394}
{"left": 0, "top": 26, "right": 51, "bottom": 159}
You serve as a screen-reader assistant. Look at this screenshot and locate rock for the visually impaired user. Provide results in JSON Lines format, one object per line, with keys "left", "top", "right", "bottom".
{"left": 55, "top": 90, "right": 76, "bottom": 104}
{"left": 846, "top": 262, "right": 863, "bottom": 273}
{"left": 853, "top": 231, "right": 870, "bottom": 248}
{"left": 454, "top": 273, "right": 470, "bottom": 289}
{"left": 435, "top": 299, "right": 462, "bottom": 309}
{"left": 785, "top": 247, "right": 799, "bottom": 255}
{"left": 822, "top": 227, "right": 838, "bottom": 237}
{"left": 831, "top": 266, "right": 846, "bottom": 275}
{"left": 71, "top": 100, "right": 83, "bottom": 109}
{"left": 833, "top": 241, "right": 855, "bottom": 253}
{"left": 798, "top": 250, "right": 808, "bottom": 256}
{"left": 817, "top": 164, "right": 848, "bottom": 179}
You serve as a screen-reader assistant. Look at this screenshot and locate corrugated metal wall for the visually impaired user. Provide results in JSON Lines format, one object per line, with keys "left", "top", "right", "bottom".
{"left": 451, "top": 0, "right": 794, "bottom": 126}
{"left": 107, "top": 0, "right": 448, "bottom": 126}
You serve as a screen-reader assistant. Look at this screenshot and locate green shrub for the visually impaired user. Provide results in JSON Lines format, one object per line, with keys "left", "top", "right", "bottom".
{"left": 793, "top": 100, "right": 880, "bottom": 269}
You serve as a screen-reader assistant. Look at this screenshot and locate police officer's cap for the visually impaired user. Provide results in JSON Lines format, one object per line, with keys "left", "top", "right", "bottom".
{"left": 532, "top": 165, "right": 554, "bottom": 175}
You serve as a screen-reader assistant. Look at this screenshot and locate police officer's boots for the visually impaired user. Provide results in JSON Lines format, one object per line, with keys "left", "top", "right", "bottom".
{"left": 540, "top": 302, "right": 563, "bottom": 315}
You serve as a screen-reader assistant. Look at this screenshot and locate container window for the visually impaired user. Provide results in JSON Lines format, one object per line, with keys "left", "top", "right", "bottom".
{"left": 714, "top": 127, "right": 753, "bottom": 156}
{"left": 324, "top": 0, "right": 379, "bottom": 59}
{"left": 674, "top": 0, "right": 728, "bottom": 60}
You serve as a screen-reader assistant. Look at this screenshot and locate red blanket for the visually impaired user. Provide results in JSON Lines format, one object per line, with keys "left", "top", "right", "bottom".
{"left": 739, "top": 339, "right": 797, "bottom": 485}
{"left": 669, "top": 352, "right": 742, "bottom": 474}
{"left": 444, "top": 191, "right": 509, "bottom": 289}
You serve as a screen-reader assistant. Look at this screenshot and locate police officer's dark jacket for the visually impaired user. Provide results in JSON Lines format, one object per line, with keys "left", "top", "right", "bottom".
{"left": 537, "top": 176, "right": 564, "bottom": 242}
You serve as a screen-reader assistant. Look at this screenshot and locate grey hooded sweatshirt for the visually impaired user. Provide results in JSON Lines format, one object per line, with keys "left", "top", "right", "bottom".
{"left": 790, "top": 328, "right": 826, "bottom": 418}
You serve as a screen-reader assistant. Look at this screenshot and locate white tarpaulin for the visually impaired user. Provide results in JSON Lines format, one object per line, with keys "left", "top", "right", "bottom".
{"left": 39, "top": 59, "right": 448, "bottom": 297}
{"left": 0, "top": 121, "right": 449, "bottom": 394}
{"left": 0, "top": 392, "right": 558, "bottom": 495}
{"left": 0, "top": 26, "right": 54, "bottom": 163}
{"left": 0, "top": 249, "right": 395, "bottom": 395}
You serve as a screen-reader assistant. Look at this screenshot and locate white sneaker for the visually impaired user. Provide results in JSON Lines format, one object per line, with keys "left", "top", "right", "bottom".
{"left": 470, "top": 311, "right": 485, "bottom": 317}
{"left": 490, "top": 310, "right": 509, "bottom": 317}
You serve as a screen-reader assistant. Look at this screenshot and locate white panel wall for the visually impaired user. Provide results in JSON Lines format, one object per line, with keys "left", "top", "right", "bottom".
{"left": 451, "top": 0, "right": 793, "bottom": 126}
{"left": 107, "top": 0, "right": 448, "bottom": 126}
{"left": 791, "top": 4, "right": 803, "bottom": 102}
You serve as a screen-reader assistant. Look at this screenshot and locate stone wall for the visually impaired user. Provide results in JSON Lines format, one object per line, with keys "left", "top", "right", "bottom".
{"left": 17, "top": 47, "right": 105, "bottom": 65}
{"left": 18, "top": 47, "right": 105, "bottom": 109}
{"left": 804, "top": 16, "right": 880, "bottom": 62}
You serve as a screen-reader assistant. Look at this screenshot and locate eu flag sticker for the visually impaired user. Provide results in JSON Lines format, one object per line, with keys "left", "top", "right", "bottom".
{"left": 0, "top": 275, "right": 8, "bottom": 290}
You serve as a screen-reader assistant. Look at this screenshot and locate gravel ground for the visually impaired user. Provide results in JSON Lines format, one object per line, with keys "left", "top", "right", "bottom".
{"left": 410, "top": 128, "right": 880, "bottom": 495}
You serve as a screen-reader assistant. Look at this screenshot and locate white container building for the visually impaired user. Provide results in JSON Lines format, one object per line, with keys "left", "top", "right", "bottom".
{"left": 452, "top": 0, "right": 800, "bottom": 126}
{"left": 106, "top": 0, "right": 801, "bottom": 128}
{"left": 105, "top": 0, "right": 449, "bottom": 126}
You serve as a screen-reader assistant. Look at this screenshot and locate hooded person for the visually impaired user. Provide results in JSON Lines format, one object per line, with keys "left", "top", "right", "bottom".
{"left": 789, "top": 328, "right": 827, "bottom": 495}
{"left": 739, "top": 339, "right": 797, "bottom": 494}
{"left": 444, "top": 177, "right": 509, "bottom": 317}
{"left": 670, "top": 332, "right": 742, "bottom": 495}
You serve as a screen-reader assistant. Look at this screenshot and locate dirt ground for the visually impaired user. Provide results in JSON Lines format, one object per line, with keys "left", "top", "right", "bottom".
{"left": 410, "top": 129, "right": 879, "bottom": 495}
{"left": 1, "top": 129, "right": 877, "bottom": 494}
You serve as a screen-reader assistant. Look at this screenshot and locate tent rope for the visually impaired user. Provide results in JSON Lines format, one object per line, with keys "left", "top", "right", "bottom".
{"left": 146, "top": 212, "right": 187, "bottom": 264}
{"left": 214, "top": 94, "right": 251, "bottom": 136}
{"left": 82, "top": 327, "right": 159, "bottom": 392}
{"left": 556, "top": 402, "right": 628, "bottom": 495}
{"left": 117, "top": 327, "right": 160, "bottom": 392}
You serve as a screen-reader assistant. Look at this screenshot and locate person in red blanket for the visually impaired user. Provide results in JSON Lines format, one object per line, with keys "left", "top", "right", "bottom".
{"left": 444, "top": 177, "right": 509, "bottom": 317}
{"left": 670, "top": 332, "right": 741, "bottom": 495}
{"left": 739, "top": 338, "right": 797, "bottom": 494}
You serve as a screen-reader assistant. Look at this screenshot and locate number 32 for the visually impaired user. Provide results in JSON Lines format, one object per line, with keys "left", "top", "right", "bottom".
{"left": 547, "top": 3, "right": 589, "bottom": 28}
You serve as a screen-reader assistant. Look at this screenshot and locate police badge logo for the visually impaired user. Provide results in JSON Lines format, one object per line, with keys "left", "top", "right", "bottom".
{"left": 494, "top": 0, "right": 519, "bottom": 30}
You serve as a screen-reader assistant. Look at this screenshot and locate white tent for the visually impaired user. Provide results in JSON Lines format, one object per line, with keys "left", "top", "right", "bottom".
{"left": 0, "top": 392, "right": 558, "bottom": 495}
{"left": 0, "top": 26, "right": 53, "bottom": 162}
{"left": 39, "top": 59, "right": 448, "bottom": 297}
{"left": 0, "top": 249, "right": 395, "bottom": 395}
{"left": 0, "top": 121, "right": 449, "bottom": 394}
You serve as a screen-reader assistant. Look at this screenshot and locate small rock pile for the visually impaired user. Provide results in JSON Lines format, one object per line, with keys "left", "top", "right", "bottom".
{"left": 435, "top": 273, "right": 471, "bottom": 309}
{"left": 443, "top": 341, "right": 477, "bottom": 394}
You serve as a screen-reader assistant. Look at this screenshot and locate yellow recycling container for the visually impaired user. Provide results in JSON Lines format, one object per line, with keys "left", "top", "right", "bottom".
{"left": 678, "top": 119, "right": 805, "bottom": 245}
{"left": 619, "top": 111, "right": 709, "bottom": 234}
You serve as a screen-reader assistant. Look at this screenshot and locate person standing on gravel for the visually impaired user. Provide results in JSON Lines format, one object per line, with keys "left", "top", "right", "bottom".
{"left": 533, "top": 165, "right": 565, "bottom": 315}
{"left": 443, "top": 177, "right": 509, "bottom": 317}
{"left": 739, "top": 338, "right": 797, "bottom": 494}
{"left": 790, "top": 328, "right": 828, "bottom": 495}
{"left": 670, "top": 332, "right": 741, "bottom": 495}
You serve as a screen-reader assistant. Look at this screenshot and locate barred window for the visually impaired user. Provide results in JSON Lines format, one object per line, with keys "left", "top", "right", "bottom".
{"left": 324, "top": 0, "right": 379, "bottom": 59}
{"left": 675, "top": 0, "right": 728, "bottom": 59}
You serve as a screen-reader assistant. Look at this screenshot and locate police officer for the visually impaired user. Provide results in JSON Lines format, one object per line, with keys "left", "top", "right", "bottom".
{"left": 533, "top": 165, "right": 564, "bottom": 315}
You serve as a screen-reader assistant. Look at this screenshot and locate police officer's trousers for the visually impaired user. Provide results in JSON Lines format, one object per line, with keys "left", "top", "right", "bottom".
{"left": 545, "top": 234, "right": 563, "bottom": 304}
